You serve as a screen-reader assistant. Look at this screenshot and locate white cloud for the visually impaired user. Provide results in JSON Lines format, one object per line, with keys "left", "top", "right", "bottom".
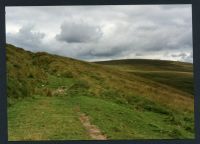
{"left": 6, "top": 25, "right": 46, "bottom": 52}
{"left": 6, "top": 5, "right": 193, "bottom": 62}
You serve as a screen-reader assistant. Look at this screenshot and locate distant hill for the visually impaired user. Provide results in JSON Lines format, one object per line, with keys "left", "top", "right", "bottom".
{"left": 95, "top": 59, "right": 194, "bottom": 95}
{"left": 95, "top": 59, "right": 193, "bottom": 72}
{"left": 7, "top": 44, "right": 194, "bottom": 140}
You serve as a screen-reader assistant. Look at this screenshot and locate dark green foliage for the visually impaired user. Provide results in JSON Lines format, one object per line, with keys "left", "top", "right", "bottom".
{"left": 6, "top": 44, "right": 48, "bottom": 105}
{"left": 143, "top": 103, "right": 171, "bottom": 115}
{"left": 7, "top": 77, "right": 30, "bottom": 99}
{"left": 67, "top": 80, "right": 91, "bottom": 97}
{"left": 61, "top": 71, "right": 74, "bottom": 78}
{"left": 168, "top": 128, "right": 183, "bottom": 138}
{"left": 165, "top": 112, "right": 194, "bottom": 134}
{"left": 73, "top": 81, "right": 90, "bottom": 89}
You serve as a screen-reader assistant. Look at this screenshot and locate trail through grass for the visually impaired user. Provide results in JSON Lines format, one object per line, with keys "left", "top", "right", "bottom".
{"left": 7, "top": 44, "right": 194, "bottom": 140}
{"left": 69, "top": 96, "right": 194, "bottom": 139}
{"left": 77, "top": 110, "right": 107, "bottom": 140}
{"left": 8, "top": 95, "right": 194, "bottom": 140}
{"left": 8, "top": 74, "right": 194, "bottom": 140}
{"left": 8, "top": 96, "right": 91, "bottom": 140}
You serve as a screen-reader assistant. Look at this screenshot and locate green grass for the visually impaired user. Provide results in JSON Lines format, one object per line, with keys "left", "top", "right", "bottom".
{"left": 8, "top": 96, "right": 91, "bottom": 140}
{"left": 95, "top": 59, "right": 193, "bottom": 72}
{"left": 8, "top": 91, "right": 194, "bottom": 140}
{"left": 8, "top": 94, "right": 194, "bottom": 140}
{"left": 46, "top": 75, "right": 76, "bottom": 89}
{"left": 131, "top": 71, "right": 194, "bottom": 96}
{"left": 7, "top": 44, "right": 194, "bottom": 140}
{"left": 69, "top": 96, "right": 194, "bottom": 139}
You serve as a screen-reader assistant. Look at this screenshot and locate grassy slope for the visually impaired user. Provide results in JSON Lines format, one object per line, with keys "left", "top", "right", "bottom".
{"left": 9, "top": 96, "right": 91, "bottom": 140}
{"left": 131, "top": 71, "right": 193, "bottom": 96}
{"left": 7, "top": 44, "right": 194, "bottom": 140}
{"left": 95, "top": 59, "right": 194, "bottom": 96}
{"left": 95, "top": 59, "right": 193, "bottom": 72}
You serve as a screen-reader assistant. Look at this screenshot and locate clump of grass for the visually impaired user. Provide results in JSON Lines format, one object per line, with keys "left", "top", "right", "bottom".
{"left": 89, "top": 73, "right": 104, "bottom": 82}
{"left": 33, "top": 52, "right": 53, "bottom": 67}
{"left": 101, "top": 89, "right": 128, "bottom": 104}
{"left": 61, "top": 71, "right": 74, "bottom": 78}
{"left": 100, "top": 89, "right": 172, "bottom": 115}
{"left": 168, "top": 128, "right": 183, "bottom": 138}
{"left": 7, "top": 78, "right": 31, "bottom": 99}
{"left": 143, "top": 103, "right": 171, "bottom": 115}
{"left": 67, "top": 80, "right": 91, "bottom": 97}
{"left": 43, "top": 88, "right": 53, "bottom": 97}
{"left": 70, "top": 80, "right": 90, "bottom": 90}
{"left": 164, "top": 112, "right": 194, "bottom": 135}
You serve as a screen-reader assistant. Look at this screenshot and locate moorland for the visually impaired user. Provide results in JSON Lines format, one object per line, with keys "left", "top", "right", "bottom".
{"left": 7, "top": 44, "right": 194, "bottom": 140}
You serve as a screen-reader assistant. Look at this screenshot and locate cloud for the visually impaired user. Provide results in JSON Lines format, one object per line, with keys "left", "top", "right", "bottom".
{"left": 6, "top": 5, "right": 193, "bottom": 62}
{"left": 171, "top": 52, "right": 193, "bottom": 62}
{"left": 6, "top": 25, "right": 46, "bottom": 52}
{"left": 81, "top": 45, "right": 127, "bottom": 59}
{"left": 56, "top": 21, "right": 102, "bottom": 43}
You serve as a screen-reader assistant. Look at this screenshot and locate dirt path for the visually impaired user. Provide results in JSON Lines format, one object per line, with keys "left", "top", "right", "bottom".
{"left": 8, "top": 96, "right": 91, "bottom": 140}
{"left": 74, "top": 107, "right": 107, "bottom": 140}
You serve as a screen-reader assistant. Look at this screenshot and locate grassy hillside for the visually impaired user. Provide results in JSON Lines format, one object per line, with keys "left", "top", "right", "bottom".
{"left": 95, "top": 59, "right": 193, "bottom": 72}
{"left": 7, "top": 44, "right": 194, "bottom": 140}
{"left": 96, "top": 59, "right": 194, "bottom": 96}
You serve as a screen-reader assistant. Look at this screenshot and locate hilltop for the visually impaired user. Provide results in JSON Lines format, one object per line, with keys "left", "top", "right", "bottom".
{"left": 7, "top": 44, "right": 194, "bottom": 140}
{"left": 95, "top": 59, "right": 193, "bottom": 72}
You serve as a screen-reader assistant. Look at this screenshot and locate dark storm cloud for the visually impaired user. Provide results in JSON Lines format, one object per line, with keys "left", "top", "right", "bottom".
{"left": 77, "top": 47, "right": 128, "bottom": 61}
{"left": 88, "top": 46, "right": 126, "bottom": 57}
{"left": 56, "top": 22, "right": 102, "bottom": 43}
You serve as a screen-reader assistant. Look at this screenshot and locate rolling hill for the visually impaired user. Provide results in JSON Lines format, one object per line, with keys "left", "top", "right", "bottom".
{"left": 95, "top": 59, "right": 194, "bottom": 96}
{"left": 7, "top": 44, "right": 194, "bottom": 140}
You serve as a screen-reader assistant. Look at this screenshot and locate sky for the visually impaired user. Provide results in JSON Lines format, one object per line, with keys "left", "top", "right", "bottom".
{"left": 6, "top": 5, "right": 193, "bottom": 62}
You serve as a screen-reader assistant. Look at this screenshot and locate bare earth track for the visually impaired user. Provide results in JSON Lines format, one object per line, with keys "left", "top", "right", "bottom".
{"left": 79, "top": 113, "right": 107, "bottom": 140}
